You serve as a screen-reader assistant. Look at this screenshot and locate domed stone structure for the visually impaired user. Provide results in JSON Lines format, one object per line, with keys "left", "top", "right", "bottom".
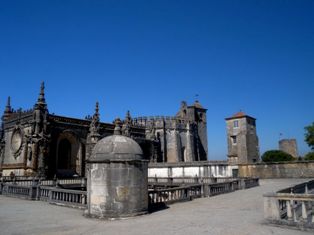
{"left": 91, "top": 135, "right": 144, "bottom": 161}
{"left": 85, "top": 126, "right": 148, "bottom": 219}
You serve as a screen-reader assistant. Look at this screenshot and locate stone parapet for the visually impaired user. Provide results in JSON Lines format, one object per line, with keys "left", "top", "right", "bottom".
{"left": 239, "top": 161, "right": 314, "bottom": 178}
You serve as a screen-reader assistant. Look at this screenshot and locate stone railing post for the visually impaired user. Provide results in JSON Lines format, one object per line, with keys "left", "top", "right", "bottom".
{"left": 301, "top": 201, "right": 308, "bottom": 221}
{"left": 81, "top": 178, "right": 87, "bottom": 188}
{"left": 286, "top": 200, "right": 293, "bottom": 220}
{"left": 48, "top": 189, "right": 53, "bottom": 203}
{"left": 0, "top": 178, "right": 4, "bottom": 195}
{"left": 36, "top": 178, "right": 42, "bottom": 200}
{"left": 202, "top": 184, "right": 209, "bottom": 197}
{"left": 30, "top": 178, "right": 39, "bottom": 200}
{"left": 241, "top": 179, "right": 246, "bottom": 189}
{"left": 194, "top": 175, "right": 198, "bottom": 183}
{"left": 263, "top": 193, "right": 281, "bottom": 221}
{"left": 53, "top": 177, "right": 57, "bottom": 187}
{"left": 230, "top": 182, "right": 234, "bottom": 191}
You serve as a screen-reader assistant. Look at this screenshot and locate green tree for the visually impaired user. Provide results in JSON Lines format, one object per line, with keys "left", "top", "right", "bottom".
{"left": 304, "top": 152, "right": 314, "bottom": 160}
{"left": 262, "top": 150, "right": 295, "bottom": 162}
{"left": 305, "top": 122, "right": 314, "bottom": 150}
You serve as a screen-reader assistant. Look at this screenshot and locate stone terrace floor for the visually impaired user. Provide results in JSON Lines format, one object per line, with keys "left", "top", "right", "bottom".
{"left": 0, "top": 179, "right": 313, "bottom": 235}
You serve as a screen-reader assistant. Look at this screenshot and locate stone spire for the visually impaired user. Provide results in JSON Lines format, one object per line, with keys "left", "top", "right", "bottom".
{"left": 95, "top": 101, "right": 99, "bottom": 117}
{"left": 32, "top": 82, "right": 49, "bottom": 136}
{"left": 89, "top": 101, "right": 101, "bottom": 140}
{"left": 2, "top": 96, "right": 12, "bottom": 121}
{"left": 37, "top": 81, "right": 46, "bottom": 106}
{"left": 85, "top": 102, "right": 101, "bottom": 165}
{"left": 122, "top": 110, "right": 132, "bottom": 137}
{"left": 93, "top": 101, "right": 100, "bottom": 123}
{"left": 5, "top": 96, "right": 11, "bottom": 112}
{"left": 125, "top": 110, "right": 132, "bottom": 124}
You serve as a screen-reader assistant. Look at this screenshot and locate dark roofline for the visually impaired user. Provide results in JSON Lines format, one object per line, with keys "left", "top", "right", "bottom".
{"left": 225, "top": 115, "right": 256, "bottom": 121}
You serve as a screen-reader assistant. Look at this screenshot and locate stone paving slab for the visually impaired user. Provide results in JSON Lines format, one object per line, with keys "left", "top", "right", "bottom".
{"left": 0, "top": 179, "right": 312, "bottom": 235}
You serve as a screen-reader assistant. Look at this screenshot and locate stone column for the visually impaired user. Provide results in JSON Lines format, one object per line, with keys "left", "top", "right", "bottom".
{"left": 185, "top": 123, "right": 194, "bottom": 162}
{"left": 166, "top": 121, "right": 182, "bottom": 163}
{"left": 263, "top": 193, "right": 280, "bottom": 220}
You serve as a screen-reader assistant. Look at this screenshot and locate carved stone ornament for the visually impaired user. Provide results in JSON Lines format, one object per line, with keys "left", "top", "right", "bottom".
{"left": 10, "top": 128, "right": 23, "bottom": 157}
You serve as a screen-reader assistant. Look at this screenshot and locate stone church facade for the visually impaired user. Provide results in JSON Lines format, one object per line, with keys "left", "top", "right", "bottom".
{"left": 0, "top": 83, "right": 208, "bottom": 178}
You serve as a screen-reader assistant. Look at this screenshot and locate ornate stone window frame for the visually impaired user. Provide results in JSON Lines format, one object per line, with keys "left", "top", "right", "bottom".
{"left": 10, "top": 127, "right": 24, "bottom": 158}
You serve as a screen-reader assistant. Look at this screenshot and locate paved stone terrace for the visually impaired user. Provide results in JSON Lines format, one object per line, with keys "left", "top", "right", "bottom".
{"left": 0, "top": 179, "right": 312, "bottom": 235}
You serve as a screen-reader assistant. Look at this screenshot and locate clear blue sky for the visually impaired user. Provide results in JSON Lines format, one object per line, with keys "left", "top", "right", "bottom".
{"left": 0, "top": 1, "right": 313, "bottom": 159}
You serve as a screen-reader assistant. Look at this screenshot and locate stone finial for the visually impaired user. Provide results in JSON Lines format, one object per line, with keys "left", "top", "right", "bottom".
{"left": 37, "top": 81, "right": 46, "bottom": 105}
{"left": 2, "top": 96, "right": 12, "bottom": 121}
{"left": 181, "top": 101, "right": 187, "bottom": 108}
{"left": 4, "top": 96, "right": 11, "bottom": 113}
{"left": 6, "top": 96, "right": 11, "bottom": 108}
{"left": 113, "top": 118, "right": 122, "bottom": 135}
{"left": 95, "top": 101, "right": 99, "bottom": 116}
{"left": 89, "top": 101, "right": 100, "bottom": 136}
{"left": 125, "top": 110, "right": 132, "bottom": 123}
{"left": 122, "top": 111, "right": 132, "bottom": 137}
{"left": 92, "top": 101, "right": 100, "bottom": 123}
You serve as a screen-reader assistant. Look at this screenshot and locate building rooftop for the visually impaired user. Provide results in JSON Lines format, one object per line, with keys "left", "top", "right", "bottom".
{"left": 225, "top": 111, "right": 256, "bottom": 120}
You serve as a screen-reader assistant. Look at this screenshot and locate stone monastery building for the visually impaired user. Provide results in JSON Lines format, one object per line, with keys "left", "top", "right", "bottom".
{"left": 0, "top": 83, "right": 208, "bottom": 178}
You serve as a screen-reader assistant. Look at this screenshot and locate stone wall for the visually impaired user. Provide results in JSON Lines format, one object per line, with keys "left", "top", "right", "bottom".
{"left": 238, "top": 161, "right": 314, "bottom": 178}
{"left": 148, "top": 161, "right": 238, "bottom": 178}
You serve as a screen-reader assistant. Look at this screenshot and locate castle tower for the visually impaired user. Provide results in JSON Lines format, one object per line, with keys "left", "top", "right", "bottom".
{"left": 176, "top": 100, "right": 208, "bottom": 161}
{"left": 279, "top": 139, "right": 298, "bottom": 158}
{"left": 225, "top": 111, "right": 259, "bottom": 164}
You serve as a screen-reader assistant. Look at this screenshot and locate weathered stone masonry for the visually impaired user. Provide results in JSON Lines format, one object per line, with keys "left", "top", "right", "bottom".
{"left": 0, "top": 83, "right": 208, "bottom": 178}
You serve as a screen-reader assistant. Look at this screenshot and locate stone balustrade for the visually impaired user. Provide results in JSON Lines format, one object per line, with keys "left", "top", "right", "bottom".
{"left": 150, "top": 176, "right": 229, "bottom": 185}
{"left": 49, "top": 188, "right": 87, "bottom": 209}
{"left": 39, "top": 186, "right": 51, "bottom": 201}
{"left": 1, "top": 184, "right": 34, "bottom": 199}
{"left": 1, "top": 176, "right": 259, "bottom": 211}
{"left": 149, "top": 184, "right": 203, "bottom": 206}
{"left": 264, "top": 180, "right": 314, "bottom": 231}
{"left": 149, "top": 177, "right": 259, "bottom": 206}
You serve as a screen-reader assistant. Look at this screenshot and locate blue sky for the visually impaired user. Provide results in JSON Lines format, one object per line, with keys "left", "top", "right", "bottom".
{"left": 0, "top": 1, "right": 313, "bottom": 159}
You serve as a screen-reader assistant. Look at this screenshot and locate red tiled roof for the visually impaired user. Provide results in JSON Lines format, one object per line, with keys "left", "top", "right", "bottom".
{"left": 232, "top": 111, "right": 246, "bottom": 118}
{"left": 225, "top": 111, "right": 256, "bottom": 120}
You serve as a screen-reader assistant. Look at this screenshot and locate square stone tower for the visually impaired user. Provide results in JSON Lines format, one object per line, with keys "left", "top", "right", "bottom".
{"left": 225, "top": 111, "right": 260, "bottom": 164}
